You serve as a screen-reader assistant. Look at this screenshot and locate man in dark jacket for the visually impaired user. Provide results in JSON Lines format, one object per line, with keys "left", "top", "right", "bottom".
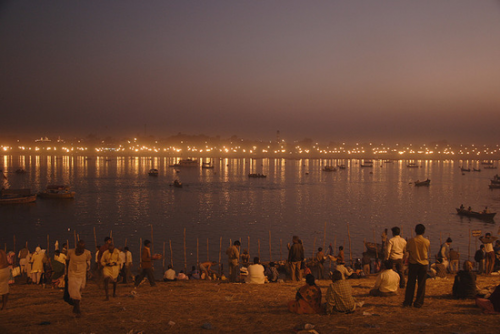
{"left": 288, "top": 236, "right": 304, "bottom": 282}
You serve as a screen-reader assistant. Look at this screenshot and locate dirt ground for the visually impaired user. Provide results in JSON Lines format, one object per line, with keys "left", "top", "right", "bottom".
{"left": 1, "top": 273, "right": 500, "bottom": 334}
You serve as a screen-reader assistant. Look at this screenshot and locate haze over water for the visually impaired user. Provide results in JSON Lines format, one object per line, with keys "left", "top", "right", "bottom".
{"left": 1, "top": 155, "right": 499, "bottom": 268}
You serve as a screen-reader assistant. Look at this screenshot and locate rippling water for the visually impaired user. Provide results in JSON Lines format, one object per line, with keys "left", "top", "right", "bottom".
{"left": 1, "top": 155, "right": 498, "bottom": 269}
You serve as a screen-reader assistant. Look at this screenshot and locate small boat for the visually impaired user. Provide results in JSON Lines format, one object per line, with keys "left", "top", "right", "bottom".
{"left": 473, "top": 168, "right": 481, "bottom": 172}
{"left": 414, "top": 179, "right": 431, "bottom": 186}
{"left": 337, "top": 165, "right": 346, "bottom": 170}
{"left": 202, "top": 161, "right": 214, "bottom": 169}
{"left": 148, "top": 169, "right": 159, "bottom": 176}
{"left": 360, "top": 164, "right": 373, "bottom": 168}
{"left": 248, "top": 173, "right": 267, "bottom": 178}
{"left": 460, "top": 167, "right": 471, "bottom": 172}
{"left": 171, "top": 180, "right": 183, "bottom": 188}
{"left": 489, "top": 183, "right": 500, "bottom": 189}
{"left": 322, "top": 166, "right": 337, "bottom": 172}
{"left": 179, "top": 159, "right": 198, "bottom": 167}
{"left": 407, "top": 163, "right": 419, "bottom": 168}
{"left": 484, "top": 166, "right": 498, "bottom": 169}
{"left": 0, "top": 189, "right": 37, "bottom": 204}
{"left": 15, "top": 168, "right": 27, "bottom": 174}
{"left": 456, "top": 208, "right": 496, "bottom": 220}
{"left": 38, "top": 185, "right": 75, "bottom": 199}
{"left": 481, "top": 161, "right": 494, "bottom": 165}
{"left": 383, "top": 160, "right": 393, "bottom": 163}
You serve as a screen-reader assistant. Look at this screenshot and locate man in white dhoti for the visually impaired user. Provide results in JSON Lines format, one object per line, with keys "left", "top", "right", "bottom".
{"left": 67, "top": 240, "right": 91, "bottom": 317}
{"left": 100, "top": 243, "right": 121, "bottom": 300}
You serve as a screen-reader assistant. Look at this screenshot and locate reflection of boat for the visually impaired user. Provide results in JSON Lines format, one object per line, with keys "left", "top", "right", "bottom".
{"left": 322, "top": 166, "right": 337, "bottom": 172}
{"left": 15, "top": 168, "right": 27, "bottom": 174}
{"left": 38, "top": 185, "right": 75, "bottom": 199}
{"left": 248, "top": 173, "right": 267, "bottom": 178}
{"left": 473, "top": 168, "right": 481, "bottom": 172}
{"left": 202, "top": 161, "right": 214, "bottom": 169}
{"left": 148, "top": 169, "right": 159, "bottom": 176}
{"left": 414, "top": 179, "right": 431, "bottom": 186}
{"left": 0, "top": 189, "right": 37, "bottom": 204}
{"left": 456, "top": 208, "right": 496, "bottom": 220}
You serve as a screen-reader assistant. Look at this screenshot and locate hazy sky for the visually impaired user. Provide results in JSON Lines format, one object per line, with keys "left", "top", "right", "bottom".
{"left": 1, "top": 1, "right": 500, "bottom": 144}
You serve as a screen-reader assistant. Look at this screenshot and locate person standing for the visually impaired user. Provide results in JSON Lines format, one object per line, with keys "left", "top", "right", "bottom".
{"left": 0, "top": 249, "right": 10, "bottom": 310}
{"left": 315, "top": 247, "right": 325, "bottom": 280}
{"left": 18, "top": 244, "right": 30, "bottom": 277}
{"left": 30, "top": 247, "right": 45, "bottom": 285}
{"left": 475, "top": 245, "right": 486, "bottom": 274}
{"left": 288, "top": 236, "right": 304, "bottom": 282}
{"left": 67, "top": 240, "right": 91, "bottom": 317}
{"left": 122, "top": 247, "right": 133, "bottom": 283}
{"left": 226, "top": 240, "right": 241, "bottom": 282}
{"left": 449, "top": 248, "right": 460, "bottom": 274}
{"left": 438, "top": 237, "right": 452, "bottom": 271}
{"left": 385, "top": 226, "right": 407, "bottom": 288}
{"left": 100, "top": 243, "right": 121, "bottom": 300}
{"left": 480, "top": 233, "right": 497, "bottom": 275}
{"left": 403, "top": 224, "right": 430, "bottom": 308}
{"left": 134, "top": 240, "right": 156, "bottom": 287}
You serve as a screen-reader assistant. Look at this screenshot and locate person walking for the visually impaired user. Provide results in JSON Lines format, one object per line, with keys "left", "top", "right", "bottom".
{"left": 288, "top": 236, "right": 304, "bottom": 282}
{"left": 67, "top": 240, "right": 91, "bottom": 317}
{"left": 403, "top": 224, "right": 430, "bottom": 308}
{"left": 134, "top": 240, "right": 156, "bottom": 287}
{"left": 385, "top": 226, "right": 407, "bottom": 288}
{"left": 315, "top": 247, "right": 325, "bottom": 280}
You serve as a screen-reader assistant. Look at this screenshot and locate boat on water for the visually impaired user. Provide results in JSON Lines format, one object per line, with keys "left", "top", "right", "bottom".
{"left": 360, "top": 164, "right": 373, "bottom": 168}
{"left": 148, "top": 169, "right": 159, "bottom": 176}
{"left": 473, "top": 168, "right": 481, "bottom": 172}
{"left": 0, "top": 189, "right": 37, "bottom": 204}
{"left": 337, "top": 165, "right": 346, "bottom": 170}
{"left": 414, "top": 179, "right": 431, "bottom": 186}
{"left": 484, "top": 166, "right": 498, "bottom": 169}
{"left": 169, "top": 158, "right": 199, "bottom": 168}
{"left": 489, "top": 183, "right": 500, "bottom": 189}
{"left": 248, "top": 173, "right": 267, "bottom": 178}
{"left": 15, "top": 168, "right": 27, "bottom": 174}
{"left": 460, "top": 167, "right": 471, "bottom": 172}
{"left": 38, "top": 185, "right": 75, "bottom": 199}
{"left": 171, "top": 180, "right": 183, "bottom": 188}
{"left": 456, "top": 208, "right": 496, "bottom": 221}
{"left": 406, "top": 164, "right": 419, "bottom": 168}
{"left": 322, "top": 166, "right": 337, "bottom": 172}
{"left": 202, "top": 161, "right": 214, "bottom": 169}
{"left": 481, "top": 161, "right": 494, "bottom": 165}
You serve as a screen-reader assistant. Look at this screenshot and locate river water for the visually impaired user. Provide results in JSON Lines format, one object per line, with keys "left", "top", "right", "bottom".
{"left": 1, "top": 155, "right": 498, "bottom": 270}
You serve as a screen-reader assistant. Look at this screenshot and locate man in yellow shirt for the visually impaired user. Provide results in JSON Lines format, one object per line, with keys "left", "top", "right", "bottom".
{"left": 403, "top": 224, "right": 430, "bottom": 308}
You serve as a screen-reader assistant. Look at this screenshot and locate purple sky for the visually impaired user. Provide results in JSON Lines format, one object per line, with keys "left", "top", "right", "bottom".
{"left": 1, "top": 1, "right": 500, "bottom": 144}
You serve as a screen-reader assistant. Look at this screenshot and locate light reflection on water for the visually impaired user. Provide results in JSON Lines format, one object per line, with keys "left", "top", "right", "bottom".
{"left": 1, "top": 155, "right": 498, "bottom": 270}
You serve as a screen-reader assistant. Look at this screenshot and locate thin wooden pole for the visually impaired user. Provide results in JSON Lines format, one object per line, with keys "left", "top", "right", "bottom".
{"left": 74, "top": 230, "right": 77, "bottom": 250}
{"left": 183, "top": 228, "right": 187, "bottom": 272}
{"left": 347, "top": 223, "right": 352, "bottom": 264}
{"left": 124, "top": 238, "right": 128, "bottom": 247}
{"left": 197, "top": 238, "right": 199, "bottom": 265}
{"left": 67, "top": 239, "right": 69, "bottom": 251}
{"left": 169, "top": 240, "right": 173, "bottom": 266}
{"left": 323, "top": 222, "right": 327, "bottom": 251}
{"left": 468, "top": 228, "right": 471, "bottom": 261}
{"left": 207, "top": 238, "right": 209, "bottom": 262}
{"left": 150, "top": 225, "right": 154, "bottom": 255}
{"left": 219, "top": 237, "right": 222, "bottom": 277}
{"left": 139, "top": 237, "right": 142, "bottom": 270}
{"left": 373, "top": 229, "right": 378, "bottom": 259}
{"left": 258, "top": 239, "right": 261, "bottom": 259}
{"left": 93, "top": 227, "right": 97, "bottom": 251}
{"left": 312, "top": 237, "right": 317, "bottom": 257}
{"left": 248, "top": 236, "right": 250, "bottom": 257}
{"left": 163, "top": 241, "right": 166, "bottom": 273}
{"left": 47, "top": 235, "right": 50, "bottom": 256}
{"left": 269, "top": 230, "right": 272, "bottom": 262}
{"left": 280, "top": 239, "right": 282, "bottom": 262}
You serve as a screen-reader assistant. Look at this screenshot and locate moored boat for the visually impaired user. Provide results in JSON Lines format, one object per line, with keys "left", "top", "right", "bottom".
{"left": 407, "top": 163, "right": 419, "bottom": 168}
{"left": 489, "top": 183, "right": 500, "bottom": 189}
{"left": 148, "top": 169, "right": 159, "bottom": 176}
{"left": 248, "top": 173, "right": 267, "bottom": 178}
{"left": 0, "top": 189, "right": 37, "bottom": 204}
{"left": 38, "top": 185, "right": 75, "bottom": 199}
{"left": 456, "top": 208, "right": 496, "bottom": 220}
{"left": 414, "top": 179, "right": 431, "bottom": 186}
{"left": 460, "top": 167, "right": 471, "bottom": 172}
{"left": 322, "top": 166, "right": 337, "bottom": 172}
{"left": 171, "top": 180, "right": 183, "bottom": 188}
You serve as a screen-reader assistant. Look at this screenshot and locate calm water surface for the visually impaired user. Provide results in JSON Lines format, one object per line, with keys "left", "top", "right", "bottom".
{"left": 1, "top": 155, "right": 499, "bottom": 268}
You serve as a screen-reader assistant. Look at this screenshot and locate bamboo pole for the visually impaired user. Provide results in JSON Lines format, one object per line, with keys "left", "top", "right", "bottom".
{"left": 169, "top": 240, "right": 173, "bottom": 266}
{"left": 150, "top": 225, "right": 154, "bottom": 255}
{"left": 183, "top": 228, "right": 187, "bottom": 272}
{"left": 197, "top": 238, "right": 199, "bottom": 265}
{"left": 74, "top": 230, "right": 77, "bottom": 250}
{"left": 269, "top": 230, "right": 272, "bottom": 262}
{"left": 248, "top": 236, "right": 250, "bottom": 257}
{"left": 47, "top": 235, "right": 50, "bottom": 255}
{"left": 280, "top": 239, "right": 282, "bottom": 262}
{"left": 207, "top": 238, "right": 209, "bottom": 262}
{"left": 258, "top": 239, "right": 261, "bottom": 260}
{"left": 163, "top": 241, "right": 166, "bottom": 273}
{"left": 93, "top": 227, "right": 97, "bottom": 251}
{"left": 468, "top": 228, "right": 471, "bottom": 261}
{"left": 373, "top": 229, "right": 378, "bottom": 259}
{"left": 312, "top": 237, "right": 317, "bottom": 257}
{"left": 323, "top": 222, "right": 327, "bottom": 251}
{"left": 124, "top": 238, "right": 128, "bottom": 247}
{"left": 66, "top": 239, "right": 69, "bottom": 251}
{"left": 139, "top": 237, "right": 142, "bottom": 270}
{"left": 219, "top": 237, "right": 222, "bottom": 277}
{"left": 77, "top": 234, "right": 80, "bottom": 242}
{"left": 347, "top": 223, "right": 352, "bottom": 264}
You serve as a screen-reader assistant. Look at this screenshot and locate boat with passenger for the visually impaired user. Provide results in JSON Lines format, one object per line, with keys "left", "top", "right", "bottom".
{"left": 248, "top": 173, "right": 267, "bottom": 178}
{"left": 456, "top": 208, "right": 496, "bottom": 220}
{"left": 414, "top": 179, "right": 431, "bottom": 186}
{"left": 322, "top": 166, "right": 337, "bottom": 172}
{"left": 148, "top": 169, "right": 159, "bottom": 176}
{"left": 38, "top": 185, "right": 75, "bottom": 199}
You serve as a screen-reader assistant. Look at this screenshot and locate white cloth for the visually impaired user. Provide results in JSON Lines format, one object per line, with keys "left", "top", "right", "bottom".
{"left": 386, "top": 235, "right": 407, "bottom": 260}
{"left": 101, "top": 249, "right": 121, "bottom": 280}
{"left": 373, "top": 269, "right": 400, "bottom": 293}
{"left": 245, "top": 264, "right": 266, "bottom": 284}
{"left": 336, "top": 264, "right": 353, "bottom": 280}
{"left": 67, "top": 249, "right": 91, "bottom": 300}
{"left": 164, "top": 269, "right": 176, "bottom": 280}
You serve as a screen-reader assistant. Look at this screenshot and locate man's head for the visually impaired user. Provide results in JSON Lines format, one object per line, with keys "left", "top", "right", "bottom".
{"left": 446, "top": 237, "right": 452, "bottom": 244}
{"left": 331, "top": 270, "right": 343, "bottom": 282}
{"left": 391, "top": 227, "right": 400, "bottom": 236}
{"left": 253, "top": 257, "right": 260, "bottom": 264}
{"left": 383, "top": 259, "right": 393, "bottom": 270}
{"left": 108, "top": 243, "right": 115, "bottom": 252}
{"left": 415, "top": 224, "right": 425, "bottom": 235}
{"left": 234, "top": 240, "right": 241, "bottom": 246}
{"left": 76, "top": 240, "right": 86, "bottom": 252}
{"left": 104, "top": 237, "right": 112, "bottom": 244}
{"left": 144, "top": 240, "right": 151, "bottom": 247}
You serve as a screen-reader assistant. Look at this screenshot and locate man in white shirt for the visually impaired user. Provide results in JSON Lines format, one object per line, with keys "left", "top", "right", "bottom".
{"left": 163, "top": 264, "right": 176, "bottom": 281}
{"left": 245, "top": 257, "right": 266, "bottom": 284}
{"left": 370, "top": 260, "right": 400, "bottom": 296}
{"left": 385, "top": 226, "right": 407, "bottom": 288}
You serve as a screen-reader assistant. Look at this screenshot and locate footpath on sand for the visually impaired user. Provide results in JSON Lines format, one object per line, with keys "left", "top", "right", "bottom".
{"left": 0, "top": 274, "right": 499, "bottom": 333}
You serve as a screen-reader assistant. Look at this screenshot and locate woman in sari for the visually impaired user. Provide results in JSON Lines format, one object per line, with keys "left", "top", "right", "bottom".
{"left": 288, "top": 274, "right": 322, "bottom": 314}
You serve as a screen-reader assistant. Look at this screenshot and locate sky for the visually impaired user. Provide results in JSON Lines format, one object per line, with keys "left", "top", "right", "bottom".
{"left": 1, "top": 1, "right": 500, "bottom": 144}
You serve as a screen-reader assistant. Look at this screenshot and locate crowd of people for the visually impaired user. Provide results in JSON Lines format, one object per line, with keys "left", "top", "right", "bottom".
{"left": 1, "top": 224, "right": 500, "bottom": 317}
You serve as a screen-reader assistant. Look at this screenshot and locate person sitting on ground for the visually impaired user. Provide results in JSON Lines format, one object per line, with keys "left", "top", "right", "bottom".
{"left": 452, "top": 260, "right": 477, "bottom": 299}
{"left": 266, "top": 262, "right": 279, "bottom": 283}
{"left": 369, "top": 259, "right": 400, "bottom": 296}
{"left": 429, "top": 258, "right": 447, "bottom": 278}
{"left": 476, "top": 284, "right": 500, "bottom": 314}
{"left": 303, "top": 262, "right": 312, "bottom": 276}
{"left": 189, "top": 265, "right": 200, "bottom": 280}
{"left": 245, "top": 257, "right": 266, "bottom": 284}
{"left": 325, "top": 270, "right": 357, "bottom": 314}
{"left": 335, "top": 262, "right": 354, "bottom": 280}
{"left": 176, "top": 270, "right": 189, "bottom": 280}
{"left": 163, "top": 264, "right": 176, "bottom": 282}
{"left": 288, "top": 274, "right": 322, "bottom": 314}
